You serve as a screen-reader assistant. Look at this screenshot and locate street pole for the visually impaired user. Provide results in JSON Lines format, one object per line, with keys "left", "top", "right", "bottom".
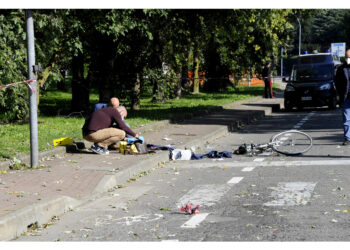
{"left": 26, "top": 10, "right": 39, "bottom": 168}
{"left": 296, "top": 16, "right": 301, "bottom": 55}
{"left": 281, "top": 47, "right": 283, "bottom": 77}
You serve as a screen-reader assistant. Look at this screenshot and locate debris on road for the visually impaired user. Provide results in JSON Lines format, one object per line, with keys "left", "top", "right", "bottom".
{"left": 178, "top": 201, "right": 200, "bottom": 215}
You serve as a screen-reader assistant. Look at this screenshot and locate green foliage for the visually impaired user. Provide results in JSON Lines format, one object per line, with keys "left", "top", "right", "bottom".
{"left": 1, "top": 9, "right": 299, "bottom": 121}
{"left": 308, "top": 10, "right": 348, "bottom": 50}
{"left": 0, "top": 10, "right": 29, "bottom": 122}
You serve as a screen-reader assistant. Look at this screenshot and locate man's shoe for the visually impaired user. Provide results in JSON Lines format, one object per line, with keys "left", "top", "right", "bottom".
{"left": 342, "top": 140, "right": 350, "bottom": 146}
{"left": 91, "top": 143, "right": 109, "bottom": 155}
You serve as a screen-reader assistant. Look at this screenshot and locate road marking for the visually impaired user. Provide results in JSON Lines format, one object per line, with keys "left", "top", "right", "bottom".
{"left": 177, "top": 184, "right": 231, "bottom": 207}
{"left": 94, "top": 214, "right": 164, "bottom": 227}
{"left": 242, "top": 167, "right": 255, "bottom": 172}
{"left": 264, "top": 182, "right": 317, "bottom": 207}
{"left": 181, "top": 213, "right": 210, "bottom": 228}
{"left": 253, "top": 158, "right": 265, "bottom": 162}
{"left": 176, "top": 159, "right": 350, "bottom": 169}
{"left": 227, "top": 176, "right": 244, "bottom": 184}
{"left": 162, "top": 240, "right": 179, "bottom": 242}
{"left": 293, "top": 111, "right": 315, "bottom": 130}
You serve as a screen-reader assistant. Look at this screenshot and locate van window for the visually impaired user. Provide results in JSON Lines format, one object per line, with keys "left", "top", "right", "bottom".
{"left": 299, "top": 55, "right": 332, "bottom": 64}
{"left": 291, "top": 64, "right": 333, "bottom": 82}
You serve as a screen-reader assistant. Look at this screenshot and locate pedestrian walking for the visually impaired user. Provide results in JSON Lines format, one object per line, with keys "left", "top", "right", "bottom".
{"left": 335, "top": 49, "right": 350, "bottom": 145}
{"left": 262, "top": 61, "right": 273, "bottom": 98}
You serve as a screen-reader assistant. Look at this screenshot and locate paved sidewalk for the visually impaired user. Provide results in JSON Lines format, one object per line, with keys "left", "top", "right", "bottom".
{"left": 0, "top": 92, "right": 284, "bottom": 241}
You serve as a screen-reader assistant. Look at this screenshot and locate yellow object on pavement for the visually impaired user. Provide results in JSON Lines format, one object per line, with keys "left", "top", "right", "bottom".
{"left": 53, "top": 137, "right": 73, "bottom": 146}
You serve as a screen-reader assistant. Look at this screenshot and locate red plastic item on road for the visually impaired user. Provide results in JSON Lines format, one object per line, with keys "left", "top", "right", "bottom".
{"left": 179, "top": 201, "right": 200, "bottom": 214}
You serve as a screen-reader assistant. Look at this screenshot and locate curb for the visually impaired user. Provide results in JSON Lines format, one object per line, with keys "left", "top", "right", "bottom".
{"left": 0, "top": 97, "right": 283, "bottom": 241}
{"left": 0, "top": 196, "right": 82, "bottom": 241}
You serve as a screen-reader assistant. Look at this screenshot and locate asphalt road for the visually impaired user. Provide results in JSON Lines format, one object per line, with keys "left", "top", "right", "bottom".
{"left": 14, "top": 107, "right": 350, "bottom": 242}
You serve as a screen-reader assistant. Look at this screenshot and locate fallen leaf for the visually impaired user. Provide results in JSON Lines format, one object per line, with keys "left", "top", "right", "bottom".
{"left": 311, "top": 225, "right": 316, "bottom": 229}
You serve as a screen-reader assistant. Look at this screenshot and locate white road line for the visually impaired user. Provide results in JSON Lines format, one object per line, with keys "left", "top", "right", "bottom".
{"left": 253, "top": 158, "right": 265, "bottom": 162}
{"left": 162, "top": 240, "right": 179, "bottom": 242}
{"left": 176, "top": 159, "right": 350, "bottom": 169}
{"left": 177, "top": 184, "right": 232, "bottom": 207}
{"left": 242, "top": 167, "right": 255, "bottom": 172}
{"left": 181, "top": 213, "right": 210, "bottom": 228}
{"left": 227, "top": 176, "right": 244, "bottom": 184}
{"left": 264, "top": 182, "right": 317, "bottom": 207}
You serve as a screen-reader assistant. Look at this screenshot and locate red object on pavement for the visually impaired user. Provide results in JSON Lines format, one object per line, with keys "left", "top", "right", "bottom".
{"left": 179, "top": 202, "right": 200, "bottom": 214}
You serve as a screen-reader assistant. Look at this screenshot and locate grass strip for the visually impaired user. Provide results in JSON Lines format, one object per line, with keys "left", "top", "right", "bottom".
{"left": 0, "top": 85, "right": 267, "bottom": 160}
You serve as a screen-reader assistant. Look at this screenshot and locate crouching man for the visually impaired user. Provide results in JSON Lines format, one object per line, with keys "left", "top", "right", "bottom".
{"left": 82, "top": 105, "right": 139, "bottom": 155}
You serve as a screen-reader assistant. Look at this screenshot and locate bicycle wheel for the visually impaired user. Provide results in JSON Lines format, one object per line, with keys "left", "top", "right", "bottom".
{"left": 270, "top": 130, "right": 312, "bottom": 156}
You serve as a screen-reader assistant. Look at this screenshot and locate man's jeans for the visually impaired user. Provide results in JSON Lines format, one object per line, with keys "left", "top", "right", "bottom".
{"left": 342, "top": 98, "right": 350, "bottom": 141}
{"left": 84, "top": 128, "right": 126, "bottom": 148}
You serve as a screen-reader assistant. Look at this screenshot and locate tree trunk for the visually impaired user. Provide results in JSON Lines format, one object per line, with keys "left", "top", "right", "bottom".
{"left": 131, "top": 73, "right": 141, "bottom": 110}
{"left": 193, "top": 55, "right": 200, "bottom": 94}
{"left": 57, "top": 70, "right": 66, "bottom": 91}
{"left": 98, "top": 58, "right": 115, "bottom": 103}
{"left": 71, "top": 52, "right": 89, "bottom": 114}
{"left": 175, "top": 72, "right": 182, "bottom": 99}
{"left": 152, "top": 77, "right": 158, "bottom": 103}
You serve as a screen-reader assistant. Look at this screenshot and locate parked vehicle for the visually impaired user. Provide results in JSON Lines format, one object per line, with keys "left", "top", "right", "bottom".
{"left": 283, "top": 52, "right": 341, "bottom": 111}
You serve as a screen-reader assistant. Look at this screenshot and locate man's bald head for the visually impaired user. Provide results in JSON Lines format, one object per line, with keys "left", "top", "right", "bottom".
{"left": 117, "top": 105, "right": 127, "bottom": 118}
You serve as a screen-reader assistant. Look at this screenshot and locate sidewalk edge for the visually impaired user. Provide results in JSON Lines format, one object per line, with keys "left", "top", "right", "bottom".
{"left": 0, "top": 196, "right": 82, "bottom": 241}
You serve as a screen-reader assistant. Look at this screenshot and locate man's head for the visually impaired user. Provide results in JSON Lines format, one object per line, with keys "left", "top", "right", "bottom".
{"left": 346, "top": 49, "right": 350, "bottom": 59}
{"left": 344, "top": 49, "right": 350, "bottom": 65}
{"left": 110, "top": 97, "right": 120, "bottom": 108}
{"left": 117, "top": 105, "right": 127, "bottom": 119}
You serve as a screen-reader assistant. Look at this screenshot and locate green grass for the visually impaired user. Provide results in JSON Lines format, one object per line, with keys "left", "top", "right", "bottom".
{"left": 0, "top": 85, "right": 266, "bottom": 160}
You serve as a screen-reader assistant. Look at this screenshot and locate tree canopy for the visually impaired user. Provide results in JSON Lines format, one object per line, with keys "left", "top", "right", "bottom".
{"left": 0, "top": 9, "right": 325, "bottom": 123}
